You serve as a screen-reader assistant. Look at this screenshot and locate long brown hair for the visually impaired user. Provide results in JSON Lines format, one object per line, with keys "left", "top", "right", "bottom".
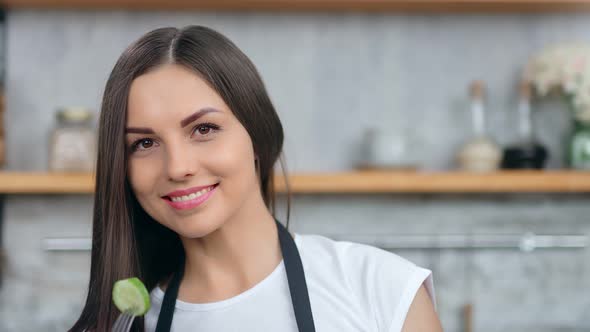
{"left": 70, "top": 26, "right": 291, "bottom": 332}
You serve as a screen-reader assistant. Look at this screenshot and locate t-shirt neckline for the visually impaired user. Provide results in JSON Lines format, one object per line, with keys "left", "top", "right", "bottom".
{"left": 153, "top": 259, "right": 286, "bottom": 312}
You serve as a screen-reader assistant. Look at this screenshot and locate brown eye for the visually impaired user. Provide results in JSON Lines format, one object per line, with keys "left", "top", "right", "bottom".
{"left": 191, "top": 123, "right": 220, "bottom": 138}
{"left": 196, "top": 125, "right": 211, "bottom": 135}
{"left": 130, "top": 138, "right": 155, "bottom": 152}
{"left": 139, "top": 139, "right": 154, "bottom": 149}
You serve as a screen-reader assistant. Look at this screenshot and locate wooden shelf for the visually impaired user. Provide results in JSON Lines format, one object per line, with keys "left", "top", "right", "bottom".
{"left": 278, "top": 170, "right": 590, "bottom": 193}
{"left": 2, "top": 0, "right": 590, "bottom": 13}
{"left": 1, "top": 170, "right": 590, "bottom": 194}
{"left": 0, "top": 172, "right": 95, "bottom": 194}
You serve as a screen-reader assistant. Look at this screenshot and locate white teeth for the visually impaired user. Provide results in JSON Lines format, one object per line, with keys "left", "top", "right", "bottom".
{"left": 169, "top": 186, "right": 214, "bottom": 202}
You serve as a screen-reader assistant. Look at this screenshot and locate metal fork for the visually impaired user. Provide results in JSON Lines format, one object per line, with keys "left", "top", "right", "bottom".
{"left": 112, "top": 312, "right": 135, "bottom": 332}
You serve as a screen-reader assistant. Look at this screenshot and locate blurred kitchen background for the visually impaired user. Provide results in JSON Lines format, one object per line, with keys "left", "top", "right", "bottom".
{"left": 1, "top": 1, "right": 590, "bottom": 332}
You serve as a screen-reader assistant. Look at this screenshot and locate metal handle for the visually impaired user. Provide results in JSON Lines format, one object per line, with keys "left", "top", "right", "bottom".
{"left": 42, "top": 237, "right": 91, "bottom": 251}
{"left": 329, "top": 233, "right": 588, "bottom": 251}
{"left": 42, "top": 233, "right": 588, "bottom": 252}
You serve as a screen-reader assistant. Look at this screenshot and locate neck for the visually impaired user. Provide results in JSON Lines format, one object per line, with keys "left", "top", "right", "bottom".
{"left": 174, "top": 195, "right": 282, "bottom": 303}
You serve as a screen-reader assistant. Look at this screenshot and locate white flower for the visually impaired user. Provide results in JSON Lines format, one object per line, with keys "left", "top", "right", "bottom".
{"left": 526, "top": 43, "right": 590, "bottom": 120}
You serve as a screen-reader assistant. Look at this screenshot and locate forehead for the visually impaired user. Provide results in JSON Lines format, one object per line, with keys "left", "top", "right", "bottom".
{"left": 127, "top": 64, "right": 228, "bottom": 123}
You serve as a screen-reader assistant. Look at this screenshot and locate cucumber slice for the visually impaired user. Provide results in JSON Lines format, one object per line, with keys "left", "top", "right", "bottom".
{"left": 112, "top": 277, "right": 151, "bottom": 316}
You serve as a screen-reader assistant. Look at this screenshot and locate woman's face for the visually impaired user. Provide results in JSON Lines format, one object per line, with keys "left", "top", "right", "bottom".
{"left": 126, "top": 64, "right": 259, "bottom": 239}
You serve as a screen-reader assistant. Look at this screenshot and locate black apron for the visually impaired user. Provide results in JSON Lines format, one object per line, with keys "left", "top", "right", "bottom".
{"left": 154, "top": 219, "right": 316, "bottom": 332}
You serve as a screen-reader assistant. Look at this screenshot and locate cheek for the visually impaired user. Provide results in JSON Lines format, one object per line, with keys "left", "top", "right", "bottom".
{"left": 127, "top": 157, "right": 160, "bottom": 198}
{"left": 212, "top": 134, "right": 256, "bottom": 181}
{"left": 128, "top": 158, "right": 170, "bottom": 225}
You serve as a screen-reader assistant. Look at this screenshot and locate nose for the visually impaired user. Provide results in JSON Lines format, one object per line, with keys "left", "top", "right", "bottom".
{"left": 165, "top": 143, "right": 197, "bottom": 182}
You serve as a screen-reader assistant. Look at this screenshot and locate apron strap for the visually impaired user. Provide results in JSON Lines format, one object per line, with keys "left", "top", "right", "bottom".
{"left": 154, "top": 257, "right": 184, "bottom": 332}
{"left": 276, "top": 219, "right": 316, "bottom": 332}
{"left": 154, "top": 219, "right": 316, "bottom": 332}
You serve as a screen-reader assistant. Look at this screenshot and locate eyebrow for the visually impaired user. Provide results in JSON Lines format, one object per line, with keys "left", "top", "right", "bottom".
{"left": 180, "top": 107, "right": 220, "bottom": 128}
{"left": 125, "top": 107, "right": 220, "bottom": 134}
{"left": 125, "top": 127, "right": 154, "bottom": 134}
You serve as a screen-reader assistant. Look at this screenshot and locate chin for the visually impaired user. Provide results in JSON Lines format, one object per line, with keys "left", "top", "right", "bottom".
{"left": 173, "top": 214, "right": 226, "bottom": 239}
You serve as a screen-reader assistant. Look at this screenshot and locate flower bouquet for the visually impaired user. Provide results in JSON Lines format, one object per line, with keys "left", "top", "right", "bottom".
{"left": 524, "top": 43, "right": 590, "bottom": 169}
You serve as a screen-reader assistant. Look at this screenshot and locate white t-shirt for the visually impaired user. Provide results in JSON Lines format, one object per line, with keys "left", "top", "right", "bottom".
{"left": 144, "top": 233, "right": 435, "bottom": 332}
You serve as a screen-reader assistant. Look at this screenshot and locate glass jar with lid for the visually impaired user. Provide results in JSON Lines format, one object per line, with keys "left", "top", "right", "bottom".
{"left": 49, "top": 107, "right": 96, "bottom": 172}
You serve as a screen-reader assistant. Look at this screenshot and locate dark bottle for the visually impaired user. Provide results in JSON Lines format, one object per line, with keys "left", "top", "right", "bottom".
{"left": 501, "top": 80, "right": 548, "bottom": 169}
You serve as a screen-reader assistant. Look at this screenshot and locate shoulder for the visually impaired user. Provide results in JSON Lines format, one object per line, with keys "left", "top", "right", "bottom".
{"left": 401, "top": 285, "right": 442, "bottom": 332}
{"left": 295, "top": 233, "right": 436, "bottom": 332}
{"left": 295, "top": 233, "right": 433, "bottom": 289}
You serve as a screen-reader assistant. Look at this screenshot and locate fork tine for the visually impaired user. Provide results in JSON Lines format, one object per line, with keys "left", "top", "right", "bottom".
{"left": 112, "top": 312, "right": 131, "bottom": 332}
{"left": 112, "top": 313, "right": 125, "bottom": 331}
{"left": 124, "top": 313, "right": 136, "bottom": 331}
{"left": 112, "top": 312, "right": 137, "bottom": 332}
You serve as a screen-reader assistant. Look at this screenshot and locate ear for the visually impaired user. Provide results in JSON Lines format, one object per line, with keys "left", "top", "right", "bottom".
{"left": 254, "top": 155, "right": 261, "bottom": 180}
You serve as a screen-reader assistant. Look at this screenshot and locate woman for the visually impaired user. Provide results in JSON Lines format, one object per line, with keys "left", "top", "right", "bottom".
{"left": 70, "top": 25, "right": 442, "bottom": 332}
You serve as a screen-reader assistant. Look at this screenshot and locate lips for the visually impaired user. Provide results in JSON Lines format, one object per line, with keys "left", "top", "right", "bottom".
{"left": 162, "top": 183, "right": 219, "bottom": 211}
{"left": 163, "top": 183, "right": 219, "bottom": 200}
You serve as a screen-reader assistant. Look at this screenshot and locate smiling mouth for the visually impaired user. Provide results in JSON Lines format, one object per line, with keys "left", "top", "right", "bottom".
{"left": 163, "top": 183, "right": 219, "bottom": 202}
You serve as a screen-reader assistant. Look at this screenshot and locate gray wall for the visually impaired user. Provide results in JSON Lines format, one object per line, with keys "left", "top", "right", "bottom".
{"left": 1, "top": 10, "right": 590, "bottom": 332}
